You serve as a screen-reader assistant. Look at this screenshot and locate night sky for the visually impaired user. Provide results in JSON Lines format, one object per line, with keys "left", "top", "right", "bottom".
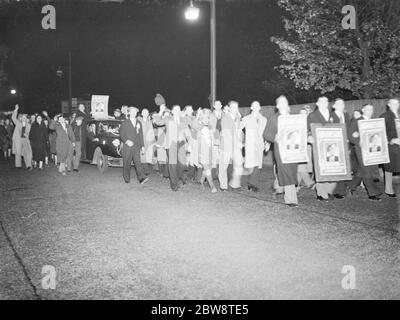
{"left": 0, "top": 0, "right": 284, "bottom": 114}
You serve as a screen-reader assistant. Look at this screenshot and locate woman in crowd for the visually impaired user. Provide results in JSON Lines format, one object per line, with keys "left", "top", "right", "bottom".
{"left": 29, "top": 114, "right": 48, "bottom": 170}
{"left": 381, "top": 98, "right": 400, "bottom": 197}
{"left": 197, "top": 108, "right": 217, "bottom": 193}
{"left": 140, "top": 108, "right": 156, "bottom": 175}
{"left": 264, "top": 95, "right": 299, "bottom": 207}
{"left": 349, "top": 104, "right": 383, "bottom": 200}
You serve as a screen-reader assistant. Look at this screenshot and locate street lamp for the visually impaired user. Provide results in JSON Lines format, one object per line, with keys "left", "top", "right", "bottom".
{"left": 185, "top": 0, "right": 216, "bottom": 107}
{"left": 10, "top": 89, "right": 17, "bottom": 95}
{"left": 185, "top": 1, "right": 200, "bottom": 20}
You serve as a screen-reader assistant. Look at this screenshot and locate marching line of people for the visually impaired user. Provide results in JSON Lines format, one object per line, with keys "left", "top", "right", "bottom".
{"left": 1, "top": 96, "right": 399, "bottom": 208}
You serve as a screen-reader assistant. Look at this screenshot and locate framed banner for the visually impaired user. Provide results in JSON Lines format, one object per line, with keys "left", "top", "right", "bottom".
{"left": 278, "top": 114, "right": 308, "bottom": 164}
{"left": 396, "top": 119, "right": 400, "bottom": 139}
{"left": 91, "top": 95, "right": 109, "bottom": 120}
{"left": 311, "top": 124, "right": 352, "bottom": 182}
{"left": 358, "top": 118, "right": 390, "bottom": 166}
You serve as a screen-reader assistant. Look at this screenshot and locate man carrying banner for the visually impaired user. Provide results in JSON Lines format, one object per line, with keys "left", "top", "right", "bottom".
{"left": 264, "top": 96, "right": 298, "bottom": 207}
{"left": 307, "top": 97, "right": 337, "bottom": 201}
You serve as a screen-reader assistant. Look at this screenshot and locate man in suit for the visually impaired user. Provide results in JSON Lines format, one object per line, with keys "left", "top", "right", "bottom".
{"left": 219, "top": 101, "right": 243, "bottom": 191}
{"left": 120, "top": 106, "right": 149, "bottom": 185}
{"left": 307, "top": 96, "right": 337, "bottom": 201}
{"left": 76, "top": 104, "right": 92, "bottom": 160}
{"left": 153, "top": 104, "right": 191, "bottom": 191}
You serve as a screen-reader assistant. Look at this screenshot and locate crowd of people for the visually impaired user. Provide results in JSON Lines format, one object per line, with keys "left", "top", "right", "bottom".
{"left": 0, "top": 96, "right": 399, "bottom": 207}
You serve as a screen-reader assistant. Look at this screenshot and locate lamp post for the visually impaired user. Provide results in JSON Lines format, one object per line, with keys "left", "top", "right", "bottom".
{"left": 185, "top": 0, "right": 216, "bottom": 107}
{"left": 56, "top": 51, "right": 72, "bottom": 114}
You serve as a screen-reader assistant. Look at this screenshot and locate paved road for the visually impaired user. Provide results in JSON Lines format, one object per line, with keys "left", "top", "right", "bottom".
{"left": 0, "top": 160, "right": 399, "bottom": 299}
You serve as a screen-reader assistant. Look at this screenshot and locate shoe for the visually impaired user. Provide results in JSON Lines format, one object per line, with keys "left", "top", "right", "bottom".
{"left": 385, "top": 193, "right": 397, "bottom": 198}
{"left": 317, "top": 196, "right": 329, "bottom": 202}
{"left": 27, "top": 167, "right": 33, "bottom": 171}
{"left": 211, "top": 187, "right": 218, "bottom": 194}
{"left": 124, "top": 180, "right": 130, "bottom": 184}
{"left": 368, "top": 196, "right": 381, "bottom": 201}
{"left": 73, "top": 169, "right": 79, "bottom": 172}
{"left": 248, "top": 185, "right": 259, "bottom": 193}
{"left": 62, "top": 172, "right": 66, "bottom": 176}
{"left": 220, "top": 188, "right": 228, "bottom": 192}
{"left": 334, "top": 194, "right": 345, "bottom": 199}
{"left": 287, "top": 203, "right": 298, "bottom": 208}
{"left": 140, "top": 177, "right": 149, "bottom": 185}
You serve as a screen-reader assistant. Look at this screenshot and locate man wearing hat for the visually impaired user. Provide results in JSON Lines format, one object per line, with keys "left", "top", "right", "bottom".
{"left": 120, "top": 106, "right": 149, "bottom": 185}
{"left": 240, "top": 101, "right": 267, "bottom": 192}
{"left": 70, "top": 115, "right": 84, "bottom": 171}
{"left": 76, "top": 103, "right": 92, "bottom": 160}
{"left": 113, "top": 108, "right": 125, "bottom": 120}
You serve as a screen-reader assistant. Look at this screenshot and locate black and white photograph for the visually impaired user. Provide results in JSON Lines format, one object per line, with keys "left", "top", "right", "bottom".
{"left": 0, "top": 0, "right": 399, "bottom": 308}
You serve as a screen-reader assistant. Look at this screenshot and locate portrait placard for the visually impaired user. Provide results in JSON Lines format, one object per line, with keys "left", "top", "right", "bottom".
{"left": 358, "top": 118, "right": 390, "bottom": 166}
{"left": 278, "top": 114, "right": 308, "bottom": 164}
{"left": 91, "top": 95, "right": 109, "bottom": 120}
{"left": 311, "top": 124, "right": 352, "bottom": 182}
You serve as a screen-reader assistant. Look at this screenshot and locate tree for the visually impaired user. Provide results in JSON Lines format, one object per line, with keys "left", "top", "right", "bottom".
{"left": 271, "top": 0, "right": 400, "bottom": 99}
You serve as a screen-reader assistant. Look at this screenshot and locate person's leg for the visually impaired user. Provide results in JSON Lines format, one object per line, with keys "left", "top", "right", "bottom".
{"left": 284, "top": 184, "right": 298, "bottom": 205}
{"left": 384, "top": 171, "right": 395, "bottom": 195}
{"left": 39, "top": 161, "right": 43, "bottom": 169}
{"left": 316, "top": 182, "right": 329, "bottom": 199}
{"left": 334, "top": 181, "right": 348, "bottom": 197}
{"left": 122, "top": 148, "right": 134, "bottom": 183}
{"left": 203, "top": 166, "right": 217, "bottom": 192}
{"left": 132, "top": 147, "right": 146, "bottom": 182}
{"left": 363, "top": 177, "right": 382, "bottom": 197}
{"left": 73, "top": 142, "right": 81, "bottom": 170}
{"left": 66, "top": 144, "right": 73, "bottom": 171}
{"left": 248, "top": 167, "right": 260, "bottom": 189}
{"left": 22, "top": 142, "right": 32, "bottom": 169}
{"left": 168, "top": 164, "right": 179, "bottom": 190}
{"left": 15, "top": 153, "right": 22, "bottom": 168}
{"left": 218, "top": 162, "right": 229, "bottom": 190}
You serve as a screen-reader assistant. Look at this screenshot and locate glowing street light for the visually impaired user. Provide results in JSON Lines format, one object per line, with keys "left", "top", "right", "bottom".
{"left": 10, "top": 89, "right": 17, "bottom": 95}
{"left": 185, "top": 1, "right": 200, "bottom": 21}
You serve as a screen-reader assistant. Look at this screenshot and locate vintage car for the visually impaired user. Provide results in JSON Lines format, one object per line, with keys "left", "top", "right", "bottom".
{"left": 84, "top": 119, "right": 123, "bottom": 173}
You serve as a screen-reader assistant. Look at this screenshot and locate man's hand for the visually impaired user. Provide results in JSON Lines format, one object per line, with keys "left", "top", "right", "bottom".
{"left": 265, "top": 142, "right": 271, "bottom": 152}
{"left": 42, "top": 110, "right": 48, "bottom": 117}
{"left": 307, "top": 136, "right": 315, "bottom": 144}
{"left": 390, "top": 138, "right": 400, "bottom": 146}
{"left": 126, "top": 140, "right": 134, "bottom": 147}
{"left": 93, "top": 138, "right": 99, "bottom": 142}
{"left": 15, "top": 104, "right": 19, "bottom": 111}
{"left": 159, "top": 104, "right": 166, "bottom": 114}
{"left": 141, "top": 146, "right": 145, "bottom": 154}
{"left": 72, "top": 142, "right": 76, "bottom": 147}
{"left": 352, "top": 132, "right": 360, "bottom": 139}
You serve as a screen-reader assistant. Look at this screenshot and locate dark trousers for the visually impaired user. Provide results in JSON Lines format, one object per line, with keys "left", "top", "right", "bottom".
{"left": 248, "top": 167, "right": 260, "bottom": 188}
{"left": 122, "top": 146, "right": 145, "bottom": 183}
{"left": 187, "top": 165, "right": 196, "bottom": 181}
{"left": 159, "top": 163, "right": 169, "bottom": 178}
{"left": 350, "top": 177, "right": 381, "bottom": 197}
{"left": 334, "top": 180, "right": 351, "bottom": 196}
{"left": 167, "top": 150, "right": 187, "bottom": 191}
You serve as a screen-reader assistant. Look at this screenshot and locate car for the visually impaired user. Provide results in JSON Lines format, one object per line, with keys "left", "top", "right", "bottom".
{"left": 84, "top": 119, "right": 123, "bottom": 173}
